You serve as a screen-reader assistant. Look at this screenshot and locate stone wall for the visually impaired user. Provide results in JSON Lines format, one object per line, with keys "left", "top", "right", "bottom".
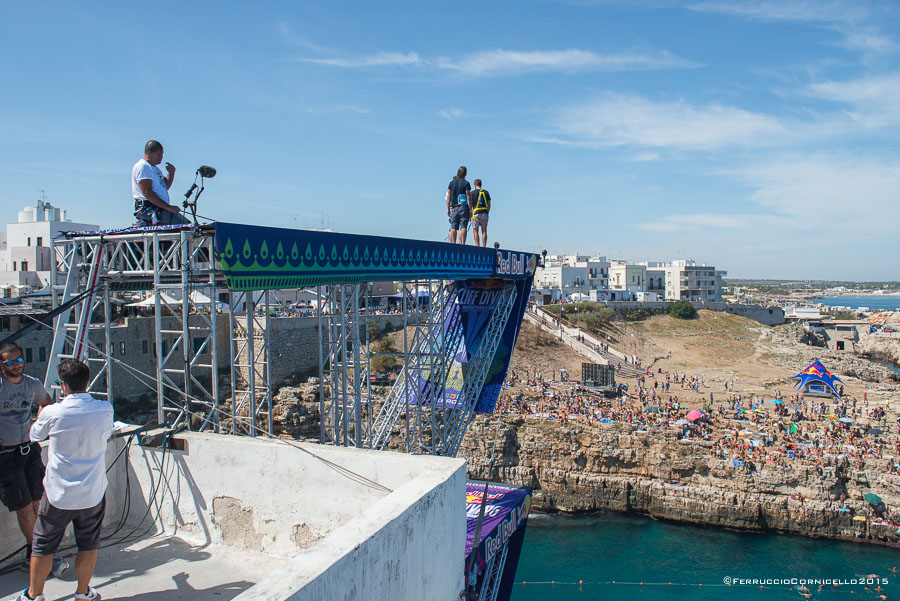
{"left": 239, "top": 314, "right": 406, "bottom": 386}
{"left": 602, "top": 301, "right": 785, "bottom": 325}
{"left": 461, "top": 416, "right": 900, "bottom": 546}
{"left": 15, "top": 315, "right": 230, "bottom": 398}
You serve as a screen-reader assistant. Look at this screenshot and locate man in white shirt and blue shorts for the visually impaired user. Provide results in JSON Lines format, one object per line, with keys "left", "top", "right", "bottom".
{"left": 132, "top": 139, "right": 189, "bottom": 227}
{"left": 18, "top": 359, "right": 114, "bottom": 601}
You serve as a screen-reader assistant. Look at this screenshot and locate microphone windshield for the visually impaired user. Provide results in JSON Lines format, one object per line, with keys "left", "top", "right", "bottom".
{"left": 197, "top": 165, "right": 217, "bottom": 178}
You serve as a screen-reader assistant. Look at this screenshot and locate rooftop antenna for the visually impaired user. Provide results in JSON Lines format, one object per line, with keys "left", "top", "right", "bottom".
{"left": 36, "top": 189, "right": 47, "bottom": 208}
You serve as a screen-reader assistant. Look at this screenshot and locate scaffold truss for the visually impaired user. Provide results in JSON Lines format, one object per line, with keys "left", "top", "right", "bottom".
{"left": 46, "top": 222, "right": 537, "bottom": 456}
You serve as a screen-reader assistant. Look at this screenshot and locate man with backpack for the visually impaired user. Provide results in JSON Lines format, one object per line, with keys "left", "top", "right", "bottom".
{"left": 446, "top": 166, "right": 471, "bottom": 244}
{"left": 469, "top": 179, "right": 491, "bottom": 247}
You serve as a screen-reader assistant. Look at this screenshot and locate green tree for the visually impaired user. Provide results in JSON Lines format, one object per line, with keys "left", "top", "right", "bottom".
{"left": 669, "top": 300, "right": 697, "bottom": 319}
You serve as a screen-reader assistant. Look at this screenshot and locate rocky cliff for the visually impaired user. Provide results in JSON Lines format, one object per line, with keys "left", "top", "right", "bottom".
{"left": 461, "top": 415, "right": 900, "bottom": 547}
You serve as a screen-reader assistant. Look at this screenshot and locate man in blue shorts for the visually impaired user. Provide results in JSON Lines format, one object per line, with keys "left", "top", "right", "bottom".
{"left": 446, "top": 166, "right": 471, "bottom": 244}
{"left": 19, "top": 359, "right": 113, "bottom": 601}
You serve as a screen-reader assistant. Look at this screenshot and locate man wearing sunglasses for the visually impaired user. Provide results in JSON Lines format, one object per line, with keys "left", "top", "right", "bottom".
{"left": 0, "top": 342, "right": 63, "bottom": 575}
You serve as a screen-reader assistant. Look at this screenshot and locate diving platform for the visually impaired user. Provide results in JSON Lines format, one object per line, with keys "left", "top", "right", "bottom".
{"left": 47, "top": 222, "right": 539, "bottom": 457}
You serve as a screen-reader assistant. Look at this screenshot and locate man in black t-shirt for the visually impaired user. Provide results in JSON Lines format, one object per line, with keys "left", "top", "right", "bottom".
{"left": 446, "top": 166, "right": 471, "bottom": 244}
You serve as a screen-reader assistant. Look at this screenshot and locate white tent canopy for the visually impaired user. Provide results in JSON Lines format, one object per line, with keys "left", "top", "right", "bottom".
{"left": 127, "top": 293, "right": 180, "bottom": 307}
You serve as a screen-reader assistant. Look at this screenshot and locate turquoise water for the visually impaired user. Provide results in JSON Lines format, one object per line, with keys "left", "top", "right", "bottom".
{"left": 819, "top": 296, "right": 900, "bottom": 311}
{"left": 511, "top": 513, "right": 900, "bottom": 601}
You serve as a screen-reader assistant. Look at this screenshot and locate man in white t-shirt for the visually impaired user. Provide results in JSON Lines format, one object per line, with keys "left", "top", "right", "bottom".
{"left": 132, "top": 139, "right": 188, "bottom": 226}
{"left": 18, "top": 359, "right": 113, "bottom": 601}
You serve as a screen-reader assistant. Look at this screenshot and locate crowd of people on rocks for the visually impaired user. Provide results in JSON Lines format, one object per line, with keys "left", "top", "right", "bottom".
{"left": 499, "top": 367, "right": 900, "bottom": 478}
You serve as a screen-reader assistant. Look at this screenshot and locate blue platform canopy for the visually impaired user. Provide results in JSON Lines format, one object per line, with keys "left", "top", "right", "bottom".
{"left": 791, "top": 359, "right": 844, "bottom": 398}
{"left": 214, "top": 222, "right": 538, "bottom": 291}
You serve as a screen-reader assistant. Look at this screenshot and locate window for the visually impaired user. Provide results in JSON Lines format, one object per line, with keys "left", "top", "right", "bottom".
{"left": 0, "top": 317, "right": 10, "bottom": 331}
{"left": 39, "top": 347, "right": 46, "bottom": 361}
{"left": 25, "top": 348, "right": 33, "bottom": 362}
{"left": 21, "top": 261, "right": 28, "bottom": 272}
{"left": 120, "top": 342, "right": 126, "bottom": 355}
{"left": 12, "top": 262, "right": 16, "bottom": 271}
{"left": 27, "top": 237, "right": 31, "bottom": 246}
{"left": 36, "top": 237, "right": 42, "bottom": 246}
{"left": 142, "top": 340, "right": 148, "bottom": 354}
{"left": 193, "top": 337, "right": 205, "bottom": 353}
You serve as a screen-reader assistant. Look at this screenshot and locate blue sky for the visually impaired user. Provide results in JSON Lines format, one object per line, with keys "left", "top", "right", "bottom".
{"left": 1, "top": 1, "right": 898, "bottom": 280}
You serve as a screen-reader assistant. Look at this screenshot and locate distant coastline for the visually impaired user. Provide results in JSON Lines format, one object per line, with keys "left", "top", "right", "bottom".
{"left": 819, "top": 295, "right": 900, "bottom": 311}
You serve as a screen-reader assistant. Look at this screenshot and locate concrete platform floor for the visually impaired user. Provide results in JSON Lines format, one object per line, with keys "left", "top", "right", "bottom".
{"left": 1, "top": 534, "right": 286, "bottom": 601}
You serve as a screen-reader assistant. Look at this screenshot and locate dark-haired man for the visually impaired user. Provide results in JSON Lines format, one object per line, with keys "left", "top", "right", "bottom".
{"left": 446, "top": 166, "right": 471, "bottom": 244}
{"left": 0, "top": 342, "right": 61, "bottom": 575}
{"left": 20, "top": 359, "right": 113, "bottom": 601}
{"left": 132, "top": 139, "right": 188, "bottom": 226}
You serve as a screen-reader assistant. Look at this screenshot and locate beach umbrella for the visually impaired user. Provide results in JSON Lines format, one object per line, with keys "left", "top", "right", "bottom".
{"left": 770, "top": 399, "right": 784, "bottom": 405}
{"left": 853, "top": 516, "right": 867, "bottom": 522}
{"left": 686, "top": 410, "right": 704, "bottom": 421}
{"left": 825, "top": 414, "right": 839, "bottom": 420}
{"left": 864, "top": 493, "right": 883, "bottom": 505}
{"left": 839, "top": 417, "right": 854, "bottom": 424}
{"left": 867, "top": 428, "right": 884, "bottom": 435}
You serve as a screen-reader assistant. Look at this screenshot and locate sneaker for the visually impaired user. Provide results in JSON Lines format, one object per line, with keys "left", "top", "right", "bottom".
{"left": 50, "top": 555, "right": 69, "bottom": 579}
{"left": 15, "top": 590, "right": 45, "bottom": 601}
{"left": 74, "top": 586, "right": 101, "bottom": 601}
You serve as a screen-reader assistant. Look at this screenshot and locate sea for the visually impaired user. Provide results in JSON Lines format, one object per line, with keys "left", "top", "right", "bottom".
{"left": 818, "top": 296, "right": 900, "bottom": 311}
{"left": 511, "top": 513, "right": 900, "bottom": 601}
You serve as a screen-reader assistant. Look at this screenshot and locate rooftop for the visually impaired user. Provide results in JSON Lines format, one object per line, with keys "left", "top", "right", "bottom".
{"left": 1, "top": 431, "right": 466, "bottom": 601}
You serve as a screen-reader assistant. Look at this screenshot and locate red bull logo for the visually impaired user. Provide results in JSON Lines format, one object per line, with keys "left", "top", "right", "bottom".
{"left": 496, "top": 251, "right": 535, "bottom": 276}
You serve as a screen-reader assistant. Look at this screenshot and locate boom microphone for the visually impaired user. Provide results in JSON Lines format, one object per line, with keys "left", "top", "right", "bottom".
{"left": 197, "top": 165, "right": 217, "bottom": 178}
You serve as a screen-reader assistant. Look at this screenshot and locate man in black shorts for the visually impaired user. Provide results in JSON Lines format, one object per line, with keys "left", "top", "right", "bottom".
{"left": 20, "top": 359, "right": 113, "bottom": 601}
{"left": 0, "top": 342, "right": 60, "bottom": 573}
{"left": 446, "top": 166, "right": 471, "bottom": 244}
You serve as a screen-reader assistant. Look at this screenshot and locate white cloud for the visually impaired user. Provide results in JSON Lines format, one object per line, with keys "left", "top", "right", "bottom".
{"left": 299, "top": 52, "right": 422, "bottom": 68}
{"left": 685, "top": 0, "right": 867, "bottom": 24}
{"left": 807, "top": 72, "right": 900, "bottom": 127}
{"left": 685, "top": 0, "right": 896, "bottom": 56}
{"left": 298, "top": 47, "right": 697, "bottom": 76}
{"left": 435, "top": 49, "right": 698, "bottom": 77}
{"left": 438, "top": 108, "right": 467, "bottom": 119}
{"left": 736, "top": 154, "right": 900, "bottom": 223}
{"left": 545, "top": 93, "right": 791, "bottom": 150}
{"left": 278, "top": 22, "right": 331, "bottom": 53}
{"left": 638, "top": 213, "right": 766, "bottom": 231}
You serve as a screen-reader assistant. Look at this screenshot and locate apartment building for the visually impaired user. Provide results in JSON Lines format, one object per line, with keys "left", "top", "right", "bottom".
{"left": 658, "top": 260, "right": 727, "bottom": 302}
{"left": 534, "top": 254, "right": 610, "bottom": 300}
{"left": 0, "top": 199, "right": 97, "bottom": 290}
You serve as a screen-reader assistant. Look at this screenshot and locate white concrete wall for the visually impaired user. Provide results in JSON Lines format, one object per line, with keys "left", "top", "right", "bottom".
{"left": 2, "top": 432, "right": 467, "bottom": 601}
{"left": 117, "top": 432, "right": 466, "bottom": 601}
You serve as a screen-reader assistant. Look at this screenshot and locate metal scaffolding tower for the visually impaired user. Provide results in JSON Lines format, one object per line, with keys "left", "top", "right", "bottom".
{"left": 46, "top": 222, "right": 534, "bottom": 453}
{"left": 48, "top": 226, "right": 229, "bottom": 431}
{"left": 365, "top": 281, "right": 518, "bottom": 456}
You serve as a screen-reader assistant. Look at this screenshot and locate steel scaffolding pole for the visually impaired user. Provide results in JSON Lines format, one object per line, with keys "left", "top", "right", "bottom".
{"left": 318, "top": 283, "right": 371, "bottom": 447}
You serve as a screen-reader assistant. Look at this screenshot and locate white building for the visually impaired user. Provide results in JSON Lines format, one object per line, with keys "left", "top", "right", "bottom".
{"left": 608, "top": 261, "right": 647, "bottom": 300}
{"left": 534, "top": 254, "right": 610, "bottom": 301}
{"left": 654, "top": 260, "right": 726, "bottom": 302}
{"left": 0, "top": 199, "right": 97, "bottom": 291}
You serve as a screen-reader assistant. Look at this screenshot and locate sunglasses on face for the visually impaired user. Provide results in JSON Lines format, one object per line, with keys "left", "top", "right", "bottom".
{"left": 2, "top": 357, "right": 25, "bottom": 367}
